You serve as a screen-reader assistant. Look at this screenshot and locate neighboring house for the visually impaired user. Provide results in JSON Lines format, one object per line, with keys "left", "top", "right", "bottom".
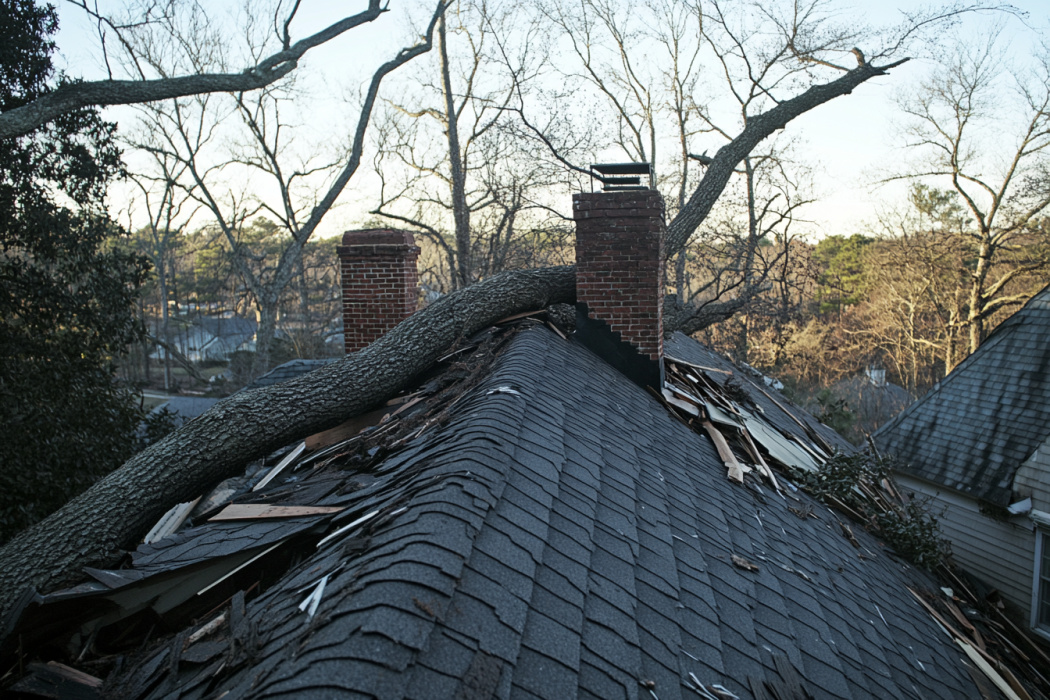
{"left": 826, "top": 368, "right": 913, "bottom": 441}
{"left": 156, "top": 315, "right": 258, "bottom": 363}
{"left": 874, "top": 284, "right": 1050, "bottom": 637}
{"left": 2, "top": 197, "right": 992, "bottom": 698}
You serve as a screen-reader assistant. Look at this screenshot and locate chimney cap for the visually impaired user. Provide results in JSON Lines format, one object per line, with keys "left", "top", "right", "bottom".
{"left": 341, "top": 229, "right": 416, "bottom": 247}
{"left": 590, "top": 162, "right": 652, "bottom": 192}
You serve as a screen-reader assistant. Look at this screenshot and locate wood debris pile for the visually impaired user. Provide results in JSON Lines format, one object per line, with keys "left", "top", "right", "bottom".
{"left": 911, "top": 567, "right": 1050, "bottom": 700}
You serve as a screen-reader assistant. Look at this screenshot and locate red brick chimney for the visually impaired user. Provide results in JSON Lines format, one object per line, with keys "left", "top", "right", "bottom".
{"left": 573, "top": 189, "right": 665, "bottom": 389}
{"left": 338, "top": 229, "right": 420, "bottom": 354}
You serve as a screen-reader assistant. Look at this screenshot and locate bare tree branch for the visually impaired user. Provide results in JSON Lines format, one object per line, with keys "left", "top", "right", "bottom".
{"left": 0, "top": 1, "right": 389, "bottom": 139}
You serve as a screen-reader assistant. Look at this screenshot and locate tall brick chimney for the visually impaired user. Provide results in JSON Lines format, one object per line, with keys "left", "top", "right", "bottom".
{"left": 573, "top": 189, "right": 665, "bottom": 389}
{"left": 338, "top": 229, "right": 420, "bottom": 354}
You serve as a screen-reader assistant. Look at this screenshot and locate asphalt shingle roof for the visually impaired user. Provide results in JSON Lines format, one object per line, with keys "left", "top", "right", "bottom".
{"left": 104, "top": 328, "right": 977, "bottom": 699}
{"left": 873, "top": 284, "right": 1050, "bottom": 505}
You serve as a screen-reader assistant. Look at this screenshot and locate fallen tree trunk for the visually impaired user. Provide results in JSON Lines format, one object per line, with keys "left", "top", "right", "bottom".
{"left": 0, "top": 53, "right": 905, "bottom": 619}
{"left": 0, "top": 266, "right": 574, "bottom": 615}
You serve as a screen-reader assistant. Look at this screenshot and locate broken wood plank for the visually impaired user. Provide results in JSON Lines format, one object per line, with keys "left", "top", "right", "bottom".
{"left": 945, "top": 598, "right": 986, "bottom": 651}
{"left": 186, "top": 612, "right": 227, "bottom": 646}
{"left": 252, "top": 442, "right": 307, "bottom": 492}
{"left": 45, "top": 662, "right": 102, "bottom": 688}
{"left": 196, "top": 541, "right": 284, "bottom": 596}
{"left": 495, "top": 309, "right": 544, "bottom": 324}
{"left": 208, "top": 504, "right": 345, "bottom": 522}
{"left": 739, "top": 427, "right": 782, "bottom": 494}
{"left": 384, "top": 391, "right": 422, "bottom": 406}
{"left": 752, "top": 382, "right": 835, "bottom": 455}
{"left": 702, "top": 420, "right": 744, "bottom": 483}
{"left": 665, "top": 381, "right": 704, "bottom": 404}
{"left": 956, "top": 639, "right": 1026, "bottom": 700}
{"left": 305, "top": 408, "right": 387, "bottom": 451}
{"left": 317, "top": 509, "right": 381, "bottom": 548}
{"left": 662, "top": 388, "right": 700, "bottom": 416}
{"left": 665, "top": 356, "right": 733, "bottom": 374}
{"left": 143, "top": 496, "right": 202, "bottom": 544}
{"left": 905, "top": 586, "right": 1010, "bottom": 674}
{"left": 389, "top": 395, "right": 424, "bottom": 418}
{"left": 990, "top": 605, "right": 1050, "bottom": 668}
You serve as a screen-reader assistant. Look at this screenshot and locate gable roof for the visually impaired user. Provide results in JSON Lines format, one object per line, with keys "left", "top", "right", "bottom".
{"left": 873, "top": 284, "right": 1050, "bottom": 505}
{"left": 3, "top": 326, "right": 980, "bottom": 699}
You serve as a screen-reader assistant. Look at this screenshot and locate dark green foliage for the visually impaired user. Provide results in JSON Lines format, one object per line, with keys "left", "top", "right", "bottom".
{"left": 812, "top": 233, "right": 873, "bottom": 313}
{"left": 0, "top": 1, "right": 150, "bottom": 543}
{"left": 798, "top": 452, "right": 950, "bottom": 569}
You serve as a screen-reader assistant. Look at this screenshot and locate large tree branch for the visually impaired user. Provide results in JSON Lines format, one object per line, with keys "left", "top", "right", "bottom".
{"left": 0, "top": 1, "right": 388, "bottom": 140}
{"left": 666, "top": 54, "right": 906, "bottom": 256}
{"left": 0, "top": 265, "right": 576, "bottom": 616}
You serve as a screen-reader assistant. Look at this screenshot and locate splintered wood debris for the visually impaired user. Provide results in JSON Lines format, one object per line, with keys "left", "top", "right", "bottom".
{"left": 252, "top": 441, "right": 307, "bottom": 491}
{"left": 143, "top": 497, "right": 201, "bottom": 544}
{"left": 907, "top": 587, "right": 1031, "bottom": 700}
{"left": 299, "top": 575, "right": 329, "bottom": 618}
{"left": 657, "top": 357, "right": 826, "bottom": 492}
{"left": 658, "top": 354, "right": 1050, "bottom": 699}
{"left": 730, "top": 554, "right": 759, "bottom": 572}
{"left": 209, "top": 504, "right": 344, "bottom": 521}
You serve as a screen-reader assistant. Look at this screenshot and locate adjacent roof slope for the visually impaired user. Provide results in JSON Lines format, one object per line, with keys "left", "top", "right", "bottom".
{"left": 194, "top": 316, "right": 257, "bottom": 340}
{"left": 873, "top": 284, "right": 1050, "bottom": 505}
{"left": 94, "top": 328, "right": 975, "bottom": 699}
{"left": 149, "top": 397, "right": 220, "bottom": 428}
{"left": 827, "top": 375, "right": 912, "bottom": 438}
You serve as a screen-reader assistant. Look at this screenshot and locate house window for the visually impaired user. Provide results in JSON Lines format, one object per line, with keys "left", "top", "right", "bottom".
{"left": 1036, "top": 529, "right": 1050, "bottom": 634}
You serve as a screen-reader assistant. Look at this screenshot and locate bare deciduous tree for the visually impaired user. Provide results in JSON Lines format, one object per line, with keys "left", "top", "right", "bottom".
{"left": 371, "top": 0, "right": 565, "bottom": 292}
{"left": 893, "top": 24, "right": 1050, "bottom": 353}
{"left": 0, "top": 0, "right": 395, "bottom": 139}
{"left": 122, "top": 0, "right": 448, "bottom": 374}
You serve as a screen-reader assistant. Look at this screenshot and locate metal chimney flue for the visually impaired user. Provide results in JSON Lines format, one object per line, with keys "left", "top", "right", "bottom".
{"left": 589, "top": 162, "right": 652, "bottom": 192}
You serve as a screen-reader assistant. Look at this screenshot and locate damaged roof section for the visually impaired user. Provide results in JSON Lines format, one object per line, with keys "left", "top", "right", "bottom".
{"left": 2, "top": 322, "right": 984, "bottom": 699}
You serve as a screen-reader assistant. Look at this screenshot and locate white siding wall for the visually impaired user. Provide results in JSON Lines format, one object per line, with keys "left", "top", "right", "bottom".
{"left": 895, "top": 474, "right": 1036, "bottom": 618}
{"left": 1015, "top": 434, "right": 1050, "bottom": 513}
